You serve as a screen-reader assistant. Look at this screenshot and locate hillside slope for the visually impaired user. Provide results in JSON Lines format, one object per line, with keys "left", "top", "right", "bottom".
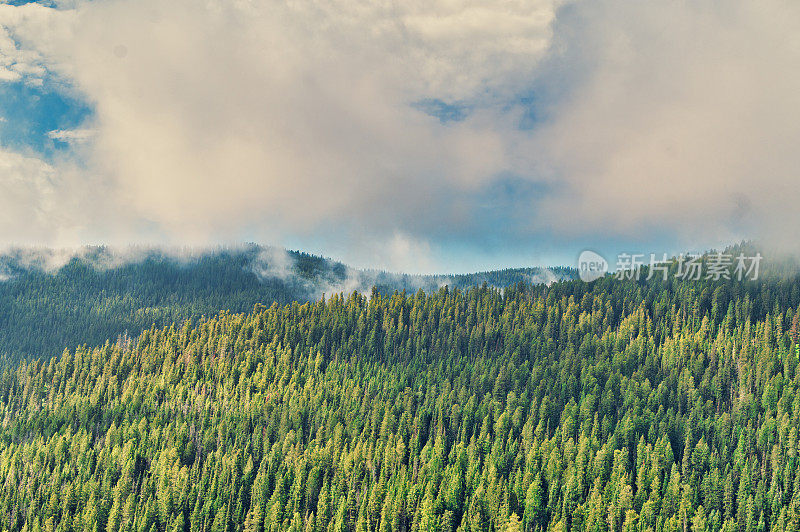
{"left": 0, "top": 269, "right": 799, "bottom": 531}
{"left": 0, "top": 245, "right": 572, "bottom": 360}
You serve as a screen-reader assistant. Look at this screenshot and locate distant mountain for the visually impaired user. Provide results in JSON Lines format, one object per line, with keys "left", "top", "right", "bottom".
{"left": 0, "top": 244, "right": 575, "bottom": 359}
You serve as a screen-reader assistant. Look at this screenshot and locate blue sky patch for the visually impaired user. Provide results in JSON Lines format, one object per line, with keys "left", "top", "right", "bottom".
{"left": 412, "top": 99, "right": 470, "bottom": 123}
{"left": 3, "top": 0, "right": 56, "bottom": 6}
{"left": 0, "top": 80, "right": 92, "bottom": 158}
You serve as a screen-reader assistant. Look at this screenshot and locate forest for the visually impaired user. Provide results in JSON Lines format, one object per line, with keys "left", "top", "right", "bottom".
{"left": 0, "top": 246, "right": 569, "bottom": 360}
{"left": 0, "top": 250, "right": 798, "bottom": 531}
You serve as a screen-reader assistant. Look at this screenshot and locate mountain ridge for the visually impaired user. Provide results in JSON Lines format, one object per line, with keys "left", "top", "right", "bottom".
{"left": 0, "top": 244, "right": 574, "bottom": 360}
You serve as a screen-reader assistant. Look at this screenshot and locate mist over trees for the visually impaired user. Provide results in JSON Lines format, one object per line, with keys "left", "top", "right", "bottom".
{"left": 0, "top": 251, "right": 798, "bottom": 531}
{"left": 0, "top": 245, "right": 570, "bottom": 360}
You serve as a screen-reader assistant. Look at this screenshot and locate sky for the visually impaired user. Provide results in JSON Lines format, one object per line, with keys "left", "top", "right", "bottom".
{"left": 0, "top": 0, "right": 798, "bottom": 274}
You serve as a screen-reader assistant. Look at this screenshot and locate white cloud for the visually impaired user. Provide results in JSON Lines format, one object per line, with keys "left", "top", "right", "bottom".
{"left": 0, "top": 4, "right": 48, "bottom": 84}
{"left": 524, "top": 0, "right": 800, "bottom": 252}
{"left": 47, "top": 128, "right": 95, "bottom": 142}
{"left": 0, "top": 147, "right": 62, "bottom": 241}
{"left": 0, "top": 0, "right": 799, "bottom": 269}
{"left": 0, "top": 145, "right": 142, "bottom": 245}
{"left": 383, "top": 233, "right": 437, "bottom": 275}
{"left": 0, "top": 0, "right": 556, "bottom": 256}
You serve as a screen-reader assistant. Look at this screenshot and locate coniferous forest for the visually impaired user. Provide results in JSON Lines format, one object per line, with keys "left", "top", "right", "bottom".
{"left": 1, "top": 254, "right": 799, "bottom": 532}
{"left": 0, "top": 246, "right": 570, "bottom": 360}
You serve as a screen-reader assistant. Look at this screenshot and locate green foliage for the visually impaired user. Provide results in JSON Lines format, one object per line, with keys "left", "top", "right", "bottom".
{"left": 0, "top": 262, "right": 798, "bottom": 530}
{"left": 0, "top": 246, "right": 569, "bottom": 360}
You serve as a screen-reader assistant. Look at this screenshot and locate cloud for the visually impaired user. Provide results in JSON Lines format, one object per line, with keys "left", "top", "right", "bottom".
{"left": 0, "top": 0, "right": 560, "bottom": 265}
{"left": 525, "top": 0, "right": 800, "bottom": 252}
{"left": 251, "top": 246, "right": 297, "bottom": 283}
{"left": 0, "top": 147, "right": 62, "bottom": 241}
{"left": 0, "top": 142, "right": 154, "bottom": 246}
{"left": 47, "top": 127, "right": 94, "bottom": 142}
{"left": 0, "top": 9, "right": 46, "bottom": 84}
{"left": 0, "top": 0, "right": 799, "bottom": 270}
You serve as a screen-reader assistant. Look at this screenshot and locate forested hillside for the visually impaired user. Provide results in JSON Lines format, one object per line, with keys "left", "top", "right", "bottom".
{"left": 0, "top": 260, "right": 799, "bottom": 531}
{"left": 0, "top": 246, "right": 571, "bottom": 360}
